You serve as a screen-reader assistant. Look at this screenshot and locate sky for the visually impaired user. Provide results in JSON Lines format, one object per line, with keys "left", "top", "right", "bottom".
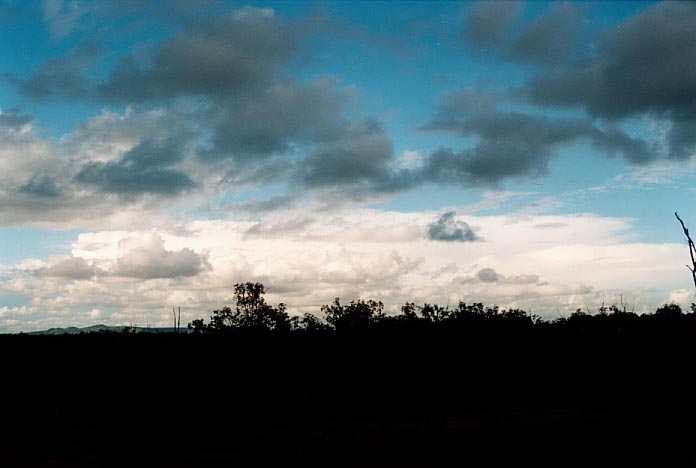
{"left": 0, "top": 0, "right": 695, "bottom": 332}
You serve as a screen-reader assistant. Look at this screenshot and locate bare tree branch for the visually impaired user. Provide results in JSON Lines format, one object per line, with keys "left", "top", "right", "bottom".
{"left": 675, "top": 212, "right": 696, "bottom": 289}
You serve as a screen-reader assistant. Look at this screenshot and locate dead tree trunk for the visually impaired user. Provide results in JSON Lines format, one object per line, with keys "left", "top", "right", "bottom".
{"left": 675, "top": 212, "right": 696, "bottom": 289}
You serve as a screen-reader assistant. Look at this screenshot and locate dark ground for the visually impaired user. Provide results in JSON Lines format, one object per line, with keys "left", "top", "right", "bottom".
{"left": 2, "top": 325, "right": 696, "bottom": 466}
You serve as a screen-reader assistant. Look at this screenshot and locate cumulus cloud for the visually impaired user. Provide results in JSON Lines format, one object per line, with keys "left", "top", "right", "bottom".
{"left": 2, "top": 210, "right": 690, "bottom": 332}
{"left": 114, "top": 233, "right": 208, "bottom": 279}
{"left": 202, "top": 77, "right": 358, "bottom": 162}
{"left": 75, "top": 137, "right": 196, "bottom": 198}
{"left": 475, "top": 267, "right": 500, "bottom": 283}
{"left": 9, "top": 6, "right": 410, "bottom": 208}
{"left": 97, "top": 7, "right": 303, "bottom": 103}
{"left": 0, "top": 108, "right": 159, "bottom": 226}
{"left": 458, "top": 267, "right": 539, "bottom": 285}
{"left": 521, "top": 2, "right": 696, "bottom": 158}
{"left": 422, "top": 107, "right": 656, "bottom": 184}
{"left": 37, "top": 256, "right": 100, "bottom": 280}
{"left": 4, "top": 1, "right": 693, "bottom": 216}
{"left": 427, "top": 212, "right": 481, "bottom": 242}
{"left": 299, "top": 117, "right": 396, "bottom": 189}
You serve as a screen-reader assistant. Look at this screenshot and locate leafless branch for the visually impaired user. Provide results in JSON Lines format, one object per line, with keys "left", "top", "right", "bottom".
{"left": 675, "top": 212, "right": 696, "bottom": 289}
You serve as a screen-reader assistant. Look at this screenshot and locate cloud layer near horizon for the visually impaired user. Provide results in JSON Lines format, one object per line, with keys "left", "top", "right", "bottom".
{"left": 0, "top": 210, "right": 691, "bottom": 332}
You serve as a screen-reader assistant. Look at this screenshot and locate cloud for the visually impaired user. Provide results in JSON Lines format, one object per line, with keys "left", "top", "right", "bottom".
{"left": 0, "top": 108, "right": 186, "bottom": 227}
{"left": 475, "top": 267, "right": 500, "bottom": 283}
{"left": 17, "top": 40, "right": 102, "bottom": 100}
{"left": 460, "top": 1, "right": 523, "bottom": 51}
{"left": 246, "top": 216, "right": 316, "bottom": 238}
{"left": 422, "top": 108, "right": 656, "bottom": 185}
{"left": 2, "top": 211, "right": 693, "bottom": 331}
{"left": 97, "top": 7, "right": 302, "bottom": 103}
{"left": 37, "top": 256, "right": 100, "bottom": 280}
{"left": 427, "top": 212, "right": 481, "bottom": 242}
{"left": 4, "top": 7, "right": 399, "bottom": 207}
{"left": 42, "top": 0, "right": 92, "bottom": 40}
{"left": 522, "top": 2, "right": 696, "bottom": 158}
{"left": 202, "top": 77, "right": 358, "bottom": 162}
{"left": 75, "top": 137, "right": 196, "bottom": 198}
{"left": 0, "top": 109, "right": 33, "bottom": 129}
{"left": 507, "top": 2, "right": 587, "bottom": 65}
{"left": 114, "top": 233, "right": 208, "bottom": 279}
{"left": 457, "top": 267, "right": 538, "bottom": 285}
{"left": 227, "top": 195, "right": 297, "bottom": 214}
{"left": 298, "top": 117, "right": 397, "bottom": 190}
{"left": 19, "top": 176, "right": 62, "bottom": 198}
{"left": 668, "top": 289, "right": 695, "bottom": 306}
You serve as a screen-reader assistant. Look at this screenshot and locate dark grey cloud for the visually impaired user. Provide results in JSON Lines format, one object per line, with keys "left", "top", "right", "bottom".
{"left": 97, "top": 7, "right": 301, "bottom": 103}
{"left": 476, "top": 267, "right": 500, "bottom": 283}
{"left": 457, "top": 267, "right": 539, "bottom": 285}
{"left": 590, "top": 126, "right": 655, "bottom": 165}
{"left": 422, "top": 110, "right": 656, "bottom": 185}
{"left": 17, "top": 6, "right": 309, "bottom": 104}
{"left": 460, "top": 1, "right": 523, "bottom": 51}
{"left": 669, "top": 114, "right": 696, "bottom": 159}
{"left": 115, "top": 248, "right": 205, "bottom": 279}
{"left": 507, "top": 2, "right": 587, "bottom": 65}
{"left": 75, "top": 138, "right": 195, "bottom": 197}
{"left": 522, "top": 2, "right": 696, "bottom": 158}
{"left": 38, "top": 257, "right": 99, "bottom": 280}
{"left": 16, "top": 41, "right": 102, "bottom": 100}
{"left": 228, "top": 195, "right": 297, "bottom": 214}
{"left": 424, "top": 142, "right": 550, "bottom": 186}
{"left": 427, "top": 211, "right": 481, "bottom": 242}
{"left": 19, "top": 176, "right": 62, "bottom": 199}
{"left": 426, "top": 88, "right": 501, "bottom": 123}
{"left": 298, "top": 117, "right": 394, "bottom": 189}
{"left": 202, "top": 77, "right": 355, "bottom": 162}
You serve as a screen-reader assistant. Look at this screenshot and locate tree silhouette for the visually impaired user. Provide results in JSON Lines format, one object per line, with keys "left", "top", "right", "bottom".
{"left": 196, "top": 282, "right": 290, "bottom": 332}
{"left": 655, "top": 303, "right": 683, "bottom": 320}
{"left": 322, "top": 297, "right": 384, "bottom": 330}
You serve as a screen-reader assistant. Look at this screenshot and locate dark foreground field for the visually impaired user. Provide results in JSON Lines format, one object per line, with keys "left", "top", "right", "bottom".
{"left": 2, "top": 323, "right": 696, "bottom": 467}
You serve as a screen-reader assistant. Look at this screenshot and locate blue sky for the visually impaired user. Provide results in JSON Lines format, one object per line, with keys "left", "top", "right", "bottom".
{"left": 0, "top": 1, "right": 694, "bottom": 331}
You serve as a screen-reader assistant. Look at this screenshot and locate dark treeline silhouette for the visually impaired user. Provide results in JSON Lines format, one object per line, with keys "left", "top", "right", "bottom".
{"left": 186, "top": 281, "right": 696, "bottom": 336}
{"left": 4, "top": 281, "right": 696, "bottom": 466}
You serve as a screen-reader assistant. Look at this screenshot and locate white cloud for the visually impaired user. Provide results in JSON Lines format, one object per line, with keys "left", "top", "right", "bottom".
{"left": 114, "top": 232, "right": 208, "bottom": 279}
{"left": 668, "top": 288, "right": 695, "bottom": 306}
{"left": 1, "top": 209, "right": 693, "bottom": 332}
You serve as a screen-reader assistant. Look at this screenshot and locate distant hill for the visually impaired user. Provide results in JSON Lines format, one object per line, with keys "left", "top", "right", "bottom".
{"left": 25, "top": 324, "right": 186, "bottom": 335}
